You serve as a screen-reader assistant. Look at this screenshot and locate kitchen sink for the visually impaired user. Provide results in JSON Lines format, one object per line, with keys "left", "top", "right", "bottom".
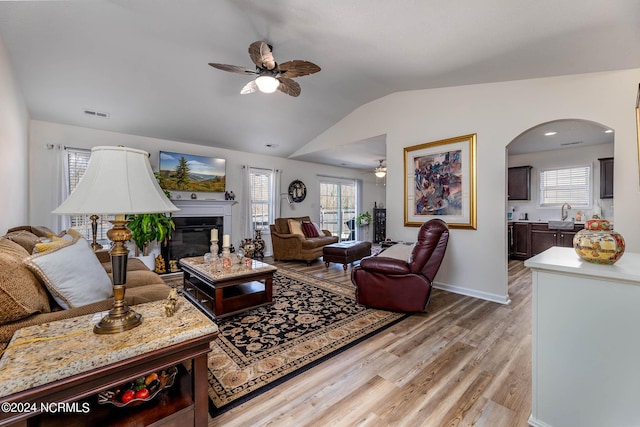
{"left": 547, "top": 220, "right": 575, "bottom": 230}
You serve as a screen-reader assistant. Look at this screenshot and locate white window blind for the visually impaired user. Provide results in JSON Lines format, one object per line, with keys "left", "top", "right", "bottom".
{"left": 66, "top": 148, "right": 111, "bottom": 241}
{"left": 249, "top": 168, "right": 273, "bottom": 232}
{"left": 539, "top": 165, "right": 591, "bottom": 207}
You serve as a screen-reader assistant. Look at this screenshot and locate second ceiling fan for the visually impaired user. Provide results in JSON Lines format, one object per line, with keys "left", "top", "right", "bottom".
{"left": 208, "top": 41, "right": 321, "bottom": 97}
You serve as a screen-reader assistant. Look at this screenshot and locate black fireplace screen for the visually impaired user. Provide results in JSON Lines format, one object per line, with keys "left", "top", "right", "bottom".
{"left": 162, "top": 216, "right": 223, "bottom": 264}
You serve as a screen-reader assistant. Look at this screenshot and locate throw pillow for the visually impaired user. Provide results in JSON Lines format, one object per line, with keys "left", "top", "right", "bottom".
{"left": 34, "top": 235, "right": 73, "bottom": 253}
{"left": 301, "top": 221, "right": 319, "bottom": 238}
{"left": 312, "top": 222, "right": 322, "bottom": 236}
{"left": 0, "top": 238, "right": 51, "bottom": 323}
{"left": 287, "top": 219, "right": 304, "bottom": 236}
{"left": 63, "top": 228, "right": 84, "bottom": 239}
{"left": 4, "top": 230, "right": 40, "bottom": 254}
{"left": 24, "top": 237, "right": 113, "bottom": 310}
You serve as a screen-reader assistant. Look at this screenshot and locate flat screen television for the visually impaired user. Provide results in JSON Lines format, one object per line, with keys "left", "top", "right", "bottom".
{"left": 158, "top": 151, "right": 226, "bottom": 192}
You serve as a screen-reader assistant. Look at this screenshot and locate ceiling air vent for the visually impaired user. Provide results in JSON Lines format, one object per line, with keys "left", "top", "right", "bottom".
{"left": 83, "top": 109, "right": 110, "bottom": 119}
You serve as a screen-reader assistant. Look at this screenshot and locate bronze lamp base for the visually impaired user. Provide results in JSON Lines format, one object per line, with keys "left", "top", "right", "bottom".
{"left": 94, "top": 217, "right": 142, "bottom": 334}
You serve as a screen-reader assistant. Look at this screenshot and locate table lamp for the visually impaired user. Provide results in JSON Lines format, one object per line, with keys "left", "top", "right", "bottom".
{"left": 53, "top": 146, "right": 179, "bottom": 334}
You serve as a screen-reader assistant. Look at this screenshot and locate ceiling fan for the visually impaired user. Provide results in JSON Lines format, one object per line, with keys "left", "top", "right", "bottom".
{"left": 208, "top": 41, "right": 321, "bottom": 97}
{"left": 374, "top": 160, "right": 387, "bottom": 178}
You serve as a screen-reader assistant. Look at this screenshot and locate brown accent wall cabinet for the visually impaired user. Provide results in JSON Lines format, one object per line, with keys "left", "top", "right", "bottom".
{"left": 599, "top": 157, "right": 614, "bottom": 199}
{"left": 508, "top": 166, "right": 533, "bottom": 201}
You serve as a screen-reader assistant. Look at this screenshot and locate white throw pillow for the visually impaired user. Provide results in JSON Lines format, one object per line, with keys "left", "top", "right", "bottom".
{"left": 24, "top": 237, "right": 113, "bottom": 309}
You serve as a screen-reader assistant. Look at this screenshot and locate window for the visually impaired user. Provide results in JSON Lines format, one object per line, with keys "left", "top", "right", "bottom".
{"left": 65, "top": 148, "right": 111, "bottom": 241}
{"left": 319, "top": 177, "right": 358, "bottom": 241}
{"left": 249, "top": 168, "right": 274, "bottom": 232}
{"left": 539, "top": 165, "right": 591, "bottom": 208}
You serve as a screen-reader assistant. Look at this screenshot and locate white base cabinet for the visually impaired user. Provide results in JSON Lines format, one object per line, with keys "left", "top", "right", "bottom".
{"left": 525, "top": 247, "right": 640, "bottom": 427}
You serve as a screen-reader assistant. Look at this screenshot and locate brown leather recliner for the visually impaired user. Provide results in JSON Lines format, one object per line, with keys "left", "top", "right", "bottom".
{"left": 351, "top": 219, "right": 449, "bottom": 312}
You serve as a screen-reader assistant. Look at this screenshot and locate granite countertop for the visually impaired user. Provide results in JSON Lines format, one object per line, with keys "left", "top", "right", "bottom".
{"left": 508, "top": 220, "right": 586, "bottom": 225}
{"left": 0, "top": 296, "right": 218, "bottom": 398}
{"left": 180, "top": 256, "right": 277, "bottom": 280}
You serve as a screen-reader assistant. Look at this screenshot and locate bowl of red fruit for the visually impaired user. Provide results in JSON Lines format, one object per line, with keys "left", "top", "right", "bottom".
{"left": 97, "top": 366, "right": 178, "bottom": 407}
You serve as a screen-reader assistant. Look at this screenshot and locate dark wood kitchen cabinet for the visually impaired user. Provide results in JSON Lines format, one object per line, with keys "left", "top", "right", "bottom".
{"left": 599, "top": 157, "right": 614, "bottom": 199}
{"left": 508, "top": 166, "right": 533, "bottom": 201}
{"left": 509, "top": 222, "right": 530, "bottom": 260}
{"left": 509, "top": 222, "right": 583, "bottom": 259}
{"left": 530, "top": 223, "right": 582, "bottom": 257}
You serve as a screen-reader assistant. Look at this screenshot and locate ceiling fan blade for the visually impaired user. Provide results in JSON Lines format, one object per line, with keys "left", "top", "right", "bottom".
{"left": 208, "top": 63, "right": 257, "bottom": 75}
{"left": 277, "top": 60, "right": 321, "bottom": 78}
{"left": 248, "top": 41, "right": 276, "bottom": 71}
{"left": 240, "top": 80, "right": 258, "bottom": 95}
{"left": 277, "top": 78, "right": 301, "bottom": 97}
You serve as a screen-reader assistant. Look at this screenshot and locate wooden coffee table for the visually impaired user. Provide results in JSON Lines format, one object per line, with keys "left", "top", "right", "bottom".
{"left": 180, "top": 256, "right": 277, "bottom": 319}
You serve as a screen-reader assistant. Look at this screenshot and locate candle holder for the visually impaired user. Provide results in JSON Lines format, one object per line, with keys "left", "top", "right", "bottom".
{"left": 222, "top": 244, "right": 231, "bottom": 269}
{"left": 204, "top": 239, "right": 219, "bottom": 262}
{"left": 210, "top": 240, "right": 219, "bottom": 260}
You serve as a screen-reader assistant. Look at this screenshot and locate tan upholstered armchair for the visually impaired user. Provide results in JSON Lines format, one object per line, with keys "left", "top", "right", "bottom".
{"left": 270, "top": 216, "right": 338, "bottom": 264}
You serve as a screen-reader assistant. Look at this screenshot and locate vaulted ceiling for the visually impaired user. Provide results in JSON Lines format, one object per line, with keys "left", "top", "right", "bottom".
{"left": 1, "top": 0, "right": 639, "bottom": 169}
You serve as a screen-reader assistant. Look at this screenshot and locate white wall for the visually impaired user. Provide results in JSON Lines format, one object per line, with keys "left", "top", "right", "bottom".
{"left": 303, "top": 69, "right": 640, "bottom": 303}
{"left": 28, "top": 120, "right": 383, "bottom": 250}
{"left": 0, "top": 36, "right": 30, "bottom": 233}
{"left": 508, "top": 143, "right": 615, "bottom": 222}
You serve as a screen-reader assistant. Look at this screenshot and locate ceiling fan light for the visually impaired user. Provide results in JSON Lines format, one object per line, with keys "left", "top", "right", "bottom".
{"left": 375, "top": 169, "right": 387, "bottom": 178}
{"left": 255, "top": 76, "right": 279, "bottom": 93}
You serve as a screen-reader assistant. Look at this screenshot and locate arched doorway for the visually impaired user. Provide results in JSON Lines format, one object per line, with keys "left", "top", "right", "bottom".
{"left": 506, "top": 118, "right": 614, "bottom": 261}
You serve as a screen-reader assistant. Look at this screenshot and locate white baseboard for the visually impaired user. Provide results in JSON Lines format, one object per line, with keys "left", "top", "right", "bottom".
{"left": 527, "top": 414, "right": 552, "bottom": 427}
{"left": 433, "top": 281, "right": 511, "bottom": 305}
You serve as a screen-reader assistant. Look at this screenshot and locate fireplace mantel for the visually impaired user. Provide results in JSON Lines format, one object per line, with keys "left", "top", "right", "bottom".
{"left": 171, "top": 199, "right": 236, "bottom": 235}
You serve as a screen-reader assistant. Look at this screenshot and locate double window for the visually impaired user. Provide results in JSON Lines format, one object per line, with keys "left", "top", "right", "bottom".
{"left": 249, "top": 168, "right": 274, "bottom": 232}
{"left": 65, "top": 148, "right": 111, "bottom": 240}
{"left": 539, "top": 165, "right": 591, "bottom": 208}
{"left": 319, "top": 177, "right": 358, "bottom": 241}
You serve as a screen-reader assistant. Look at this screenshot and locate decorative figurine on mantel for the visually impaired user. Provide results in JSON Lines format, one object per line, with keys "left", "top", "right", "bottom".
{"left": 225, "top": 190, "right": 236, "bottom": 200}
{"left": 253, "top": 229, "right": 265, "bottom": 259}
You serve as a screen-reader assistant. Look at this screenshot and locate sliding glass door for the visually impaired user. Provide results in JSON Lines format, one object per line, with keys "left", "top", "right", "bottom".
{"left": 319, "top": 178, "right": 358, "bottom": 241}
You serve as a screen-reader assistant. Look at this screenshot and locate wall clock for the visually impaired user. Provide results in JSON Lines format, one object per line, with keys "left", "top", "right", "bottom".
{"left": 288, "top": 179, "right": 307, "bottom": 203}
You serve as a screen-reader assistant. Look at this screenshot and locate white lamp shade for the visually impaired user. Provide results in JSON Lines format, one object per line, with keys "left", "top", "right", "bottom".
{"left": 255, "top": 76, "right": 279, "bottom": 93}
{"left": 53, "top": 146, "right": 179, "bottom": 215}
{"left": 375, "top": 170, "right": 387, "bottom": 178}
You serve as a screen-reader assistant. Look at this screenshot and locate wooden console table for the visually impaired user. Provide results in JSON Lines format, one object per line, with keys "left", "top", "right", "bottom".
{"left": 0, "top": 296, "right": 218, "bottom": 427}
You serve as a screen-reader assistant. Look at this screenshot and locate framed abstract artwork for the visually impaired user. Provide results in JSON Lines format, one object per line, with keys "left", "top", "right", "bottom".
{"left": 404, "top": 134, "right": 477, "bottom": 229}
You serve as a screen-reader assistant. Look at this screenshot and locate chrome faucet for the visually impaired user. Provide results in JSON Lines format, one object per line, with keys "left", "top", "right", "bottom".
{"left": 561, "top": 203, "right": 572, "bottom": 221}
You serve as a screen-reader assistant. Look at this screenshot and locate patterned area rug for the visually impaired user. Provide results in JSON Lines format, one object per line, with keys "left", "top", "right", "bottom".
{"left": 207, "top": 267, "right": 408, "bottom": 416}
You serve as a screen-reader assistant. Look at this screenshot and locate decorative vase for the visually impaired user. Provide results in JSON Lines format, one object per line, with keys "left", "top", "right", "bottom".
{"left": 241, "top": 238, "right": 255, "bottom": 259}
{"left": 253, "top": 229, "right": 265, "bottom": 259}
{"left": 573, "top": 219, "right": 625, "bottom": 265}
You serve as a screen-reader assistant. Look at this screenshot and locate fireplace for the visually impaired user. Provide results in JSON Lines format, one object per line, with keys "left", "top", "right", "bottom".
{"left": 161, "top": 199, "right": 236, "bottom": 266}
{"left": 162, "top": 216, "right": 223, "bottom": 263}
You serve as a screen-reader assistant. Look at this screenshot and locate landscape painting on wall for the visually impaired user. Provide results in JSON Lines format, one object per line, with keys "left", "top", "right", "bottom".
{"left": 158, "top": 151, "right": 226, "bottom": 192}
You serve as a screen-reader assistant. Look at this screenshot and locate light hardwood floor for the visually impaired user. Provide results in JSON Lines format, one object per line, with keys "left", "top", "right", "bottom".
{"left": 209, "top": 258, "right": 532, "bottom": 427}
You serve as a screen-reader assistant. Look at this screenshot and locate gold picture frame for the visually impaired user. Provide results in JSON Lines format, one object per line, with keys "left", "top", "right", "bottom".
{"left": 404, "top": 134, "right": 477, "bottom": 229}
{"left": 636, "top": 83, "right": 640, "bottom": 184}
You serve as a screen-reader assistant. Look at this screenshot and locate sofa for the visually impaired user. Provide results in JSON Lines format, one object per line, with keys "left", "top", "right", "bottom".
{"left": 0, "top": 226, "right": 172, "bottom": 351}
{"left": 270, "top": 216, "right": 339, "bottom": 264}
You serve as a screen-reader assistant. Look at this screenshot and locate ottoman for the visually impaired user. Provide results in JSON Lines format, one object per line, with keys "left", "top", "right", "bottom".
{"left": 323, "top": 241, "right": 372, "bottom": 271}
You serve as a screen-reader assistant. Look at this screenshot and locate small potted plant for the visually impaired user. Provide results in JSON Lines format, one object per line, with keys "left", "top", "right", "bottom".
{"left": 356, "top": 211, "right": 372, "bottom": 227}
